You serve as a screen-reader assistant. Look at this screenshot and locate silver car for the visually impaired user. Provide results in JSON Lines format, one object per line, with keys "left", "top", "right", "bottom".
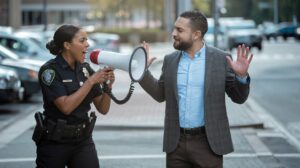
{"left": 0, "top": 45, "right": 42, "bottom": 100}
{"left": 0, "top": 34, "right": 53, "bottom": 62}
{"left": 0, "top": 65, "right": 24, "bottom": 102}
{"left": 224, "top": 20, "right": 263, "bottom": 51}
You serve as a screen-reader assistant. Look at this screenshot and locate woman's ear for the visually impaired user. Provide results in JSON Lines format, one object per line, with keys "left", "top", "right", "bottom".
{"left": 63, "top": 41, "right": 71, "bottom": 50}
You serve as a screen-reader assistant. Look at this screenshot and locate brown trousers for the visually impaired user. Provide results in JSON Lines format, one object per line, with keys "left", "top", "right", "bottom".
{"left": 166, "top": 133, "right": 223, "bottom": 168}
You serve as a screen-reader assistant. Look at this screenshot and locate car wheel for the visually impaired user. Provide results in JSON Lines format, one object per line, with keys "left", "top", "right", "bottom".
{"left": 257, "top": 44, "right": 262, "bottom": 51}
{"left": 23, "top": 93, "right": 32, "bottom": 101}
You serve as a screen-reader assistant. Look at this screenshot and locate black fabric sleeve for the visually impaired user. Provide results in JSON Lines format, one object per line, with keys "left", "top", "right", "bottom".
{"left": 39, "top": 65, "right": 68, "bottom": 102}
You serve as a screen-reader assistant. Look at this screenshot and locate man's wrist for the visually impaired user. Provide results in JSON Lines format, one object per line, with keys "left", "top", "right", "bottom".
{"left": 236, "top": 74, "right": 249, "bottom": 84}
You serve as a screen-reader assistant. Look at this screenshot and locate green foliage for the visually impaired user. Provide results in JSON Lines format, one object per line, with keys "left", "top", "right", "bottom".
{"left": 192, "top": 0, "right": 212, "bottom": 16}
{"left": 92, "top": 28, "right": 169, "bottom": 43}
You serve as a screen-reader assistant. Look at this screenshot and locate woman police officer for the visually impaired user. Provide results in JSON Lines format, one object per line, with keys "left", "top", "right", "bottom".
{"left": 33, "top": 24, "right": 115, "bottom": 168}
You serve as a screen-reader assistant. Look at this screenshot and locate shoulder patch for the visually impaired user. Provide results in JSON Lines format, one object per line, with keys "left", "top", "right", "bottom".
{"left": 41, "top": 69, "right": 55, "bottom": 86}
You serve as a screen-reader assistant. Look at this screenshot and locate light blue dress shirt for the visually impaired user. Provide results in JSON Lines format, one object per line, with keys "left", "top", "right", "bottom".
{"left": 177, "top": 46, "right": 206, "bottom": 128}
{"left": 177, "top": 45, "right": 248, "bottom": 128}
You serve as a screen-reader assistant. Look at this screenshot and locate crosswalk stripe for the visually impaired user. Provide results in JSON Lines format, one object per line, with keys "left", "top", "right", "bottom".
{"left": 1, "top": 153, "right": 300, "bottom": 163}
{"left": 251, "top": 53, "right": 297, "bottom": 61}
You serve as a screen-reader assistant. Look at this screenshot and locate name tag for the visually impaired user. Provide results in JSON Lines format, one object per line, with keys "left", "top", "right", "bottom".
{"left": 62, "top": 79, "right": 72, "bottom": 83}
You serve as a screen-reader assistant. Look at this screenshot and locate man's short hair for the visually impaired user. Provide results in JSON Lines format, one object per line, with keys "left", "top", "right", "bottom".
{"left": 180, "top": 11, "right": 208, "bottom": 37}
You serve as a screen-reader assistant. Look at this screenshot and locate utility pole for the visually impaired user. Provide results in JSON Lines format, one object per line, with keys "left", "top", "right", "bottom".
{"left": 213, "top": 0, "right": 220, "bottom": 47}
{"left": 176, "top": 0, "right": 192, "bottom": 17}
{"left": 273, "top": 0, "right": 278, "bottom": 24}
{"left": 164, "top": 0, "right": 175, "bottom": 33}
{"left": 43, "top": 0, "right": 47, "bottom": 31}
{"left": 213, "top": 0, "right": 225, "bottom": 48}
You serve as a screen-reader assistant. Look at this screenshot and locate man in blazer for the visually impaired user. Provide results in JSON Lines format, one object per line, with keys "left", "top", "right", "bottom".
{"left": 140, "top": 11, "right": 253, "bottom": 168}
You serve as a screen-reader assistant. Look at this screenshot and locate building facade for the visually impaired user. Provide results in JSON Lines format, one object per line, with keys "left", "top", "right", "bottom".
{"left": 0, "top": 0, "right": 93, "bottom": 29}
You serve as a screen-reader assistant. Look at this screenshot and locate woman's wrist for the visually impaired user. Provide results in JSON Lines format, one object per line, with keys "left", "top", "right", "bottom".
{"left": 107, "top": 82, "right": 113, "bottom": 89}
{"left": 86, "top": 78, "right": 94, "bottom": 87}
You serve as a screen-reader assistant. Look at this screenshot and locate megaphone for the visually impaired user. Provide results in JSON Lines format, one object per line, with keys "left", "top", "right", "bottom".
{"left": 89, "top": 46, "right": 147, "bottom": 82}
{"left": 89, "top": 46, "right": 147, "bottom": 104}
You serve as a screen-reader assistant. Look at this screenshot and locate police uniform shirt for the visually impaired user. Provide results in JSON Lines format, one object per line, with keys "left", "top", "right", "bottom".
{"left": 39, "top": 55, "right": 102, "bottom": 124}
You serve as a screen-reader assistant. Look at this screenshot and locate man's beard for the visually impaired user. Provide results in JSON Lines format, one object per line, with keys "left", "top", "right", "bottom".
{"left": 173, "top": 39, "right": 193, "bottom": 51}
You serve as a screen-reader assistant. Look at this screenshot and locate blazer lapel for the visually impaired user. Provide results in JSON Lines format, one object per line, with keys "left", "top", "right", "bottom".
{"left": 169, "top": 51, "right": 182, "bottom": 103}
{"left": 204, "top": 46, "right": 214, "bottom": 97}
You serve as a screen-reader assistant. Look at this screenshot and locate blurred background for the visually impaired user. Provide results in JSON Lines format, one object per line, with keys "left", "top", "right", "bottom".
{"left": 1, "top": 0, "right": 300, "bottom": 46}
{"left": 0, "top": 0, "right": 300, "bottom": 167}
{"left": 1, "top": 0, "right": 299, "bottom": 103}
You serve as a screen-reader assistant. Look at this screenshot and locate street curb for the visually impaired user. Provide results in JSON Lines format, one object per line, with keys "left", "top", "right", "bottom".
{"left": 93, "top": 122, "right": 264, "bottom": 131}
{"left": 246, "top": 97, "right": 300, "bottom": 151}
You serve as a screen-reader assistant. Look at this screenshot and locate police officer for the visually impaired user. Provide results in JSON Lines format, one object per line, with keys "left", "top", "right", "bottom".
{"left": 33, "top": 24, "right": 115, "bottom": 168}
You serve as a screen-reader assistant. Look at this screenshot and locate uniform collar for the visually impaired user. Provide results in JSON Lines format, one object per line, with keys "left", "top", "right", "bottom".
{"left": 56, "top": 55, "right": 82, "bottom": 72}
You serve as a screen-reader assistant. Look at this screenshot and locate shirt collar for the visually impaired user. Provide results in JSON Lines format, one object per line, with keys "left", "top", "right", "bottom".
{"left": 182, "top": 43, "right": 206, "bottom": 59}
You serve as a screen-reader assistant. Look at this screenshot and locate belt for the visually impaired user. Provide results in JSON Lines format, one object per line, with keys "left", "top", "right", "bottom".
{"left": 180, "top": 126, "right": 205, "bottom": 135}
{"left": 62, "top": 123, "right": 87, "bottom": 139}
{"left": 45, "top": 119, "right": 90, "bottom": 142}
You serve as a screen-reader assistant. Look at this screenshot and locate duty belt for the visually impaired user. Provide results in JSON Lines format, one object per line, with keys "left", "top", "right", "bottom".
{"left": 44, "top": 112, "right": 97, "bottom": 143}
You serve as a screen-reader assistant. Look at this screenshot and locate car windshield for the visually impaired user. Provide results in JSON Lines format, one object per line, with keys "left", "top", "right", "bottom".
{"left": 0, "top": 45, "right": 19, "bottom": 60}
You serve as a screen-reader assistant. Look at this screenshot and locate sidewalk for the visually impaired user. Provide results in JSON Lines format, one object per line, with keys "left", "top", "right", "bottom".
{"left": 94, "top": 90, "right": 300, "bottom": 168}
{"left": 92, "top": 54, "right": 300, "bottom": 167}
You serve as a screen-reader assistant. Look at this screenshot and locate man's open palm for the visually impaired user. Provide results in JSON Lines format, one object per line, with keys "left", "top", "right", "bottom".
{"left": 226, "top": 44, "right": 253, "bottom": 77}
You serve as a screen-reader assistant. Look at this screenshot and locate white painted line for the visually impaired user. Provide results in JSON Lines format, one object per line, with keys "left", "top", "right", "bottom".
{"left": 0, "top": 154, "right": 165, "bottom": 163}
{"left": 0, "top": 158, "right": 34, "bottom": 163}
{"left": 3, "top": 152, "right": 300, "bottom": 163}
{"left": 246, "top": 97, "right": 300, "bottom": 151}
{"left": 273, "top": 54, "right": 281, "bottom": 60}
{"left": 99, "top": 154, "right": 165, "bottom": 160}
{"left": 226, "top": 152, "right": 273, "bottom": 157}
{"left": 0, "top": 106, "right": 42, "bottom": 149}
{"left": 285, "top": 54, "right": 295, "bottom": 59}
{"left": 257, "top": 132, "right": 285, "bottom": 138}
{"left": 274, "top": 153, "right": 300, "bottom": 158}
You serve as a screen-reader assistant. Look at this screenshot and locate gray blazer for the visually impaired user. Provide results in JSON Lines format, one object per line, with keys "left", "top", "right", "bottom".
{"left": 139, "top": 45, "right": 250, "bottom": 155}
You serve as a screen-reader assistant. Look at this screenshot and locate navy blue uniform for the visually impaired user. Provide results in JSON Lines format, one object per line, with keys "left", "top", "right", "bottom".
{"left": 36, "top": 55, "right": 102, "bottom": 168}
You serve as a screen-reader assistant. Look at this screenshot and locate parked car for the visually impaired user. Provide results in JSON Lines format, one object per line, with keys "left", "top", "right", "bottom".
{"left": 89, "top": 32, "right": 120, "bottom": 52}
{"left": 224, "top": 20, "right": 263, "bottom": 51}
{"left": 0, "top": 34, "right": 53, "bottom": 62}
{"left": 14, "top": 31, "right": 50, "bottom": 51}
{"left": 296, "top": 26, "right": 300, "bottom": 40}
{"left": 277, "top": 23, "right": 298, "bottom": 40}
{"left": 205, "top": 18, "right": 228, "bottom": 50}
{"left": 14, "top": 29, "right": 59, "bottom": 49}
{"left": 0, "top": 65, "right": 24, "bottom": 102}
{"left": 0, "top": 26, "right": 12, "bottom": 35}
{"left": 259, "top": 22, "right": 278, "bottom": 40}
{"left": 0, "top": 45, "right": 42, "bottom": 100}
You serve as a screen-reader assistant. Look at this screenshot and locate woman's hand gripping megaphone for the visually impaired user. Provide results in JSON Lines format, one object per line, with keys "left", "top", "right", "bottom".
{"left": 88, "top": 67, "right": 115, "bottom": 88}
{"left": 142, "top": 41, "right": 157, "bottom": 68}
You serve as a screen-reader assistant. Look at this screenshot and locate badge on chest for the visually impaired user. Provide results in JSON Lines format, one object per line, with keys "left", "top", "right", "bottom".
{"left": 82, "top": 67, "right": 90, "bottom": 78}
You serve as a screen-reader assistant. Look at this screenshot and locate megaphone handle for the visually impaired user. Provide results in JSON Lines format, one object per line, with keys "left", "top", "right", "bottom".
{"left": 102, "top": 81, "right": 135, "bottom": 104}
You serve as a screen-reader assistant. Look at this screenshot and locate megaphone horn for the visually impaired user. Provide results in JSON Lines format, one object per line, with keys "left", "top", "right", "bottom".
{"left": 90, "top": 46, "right": 147, "bottom": 82}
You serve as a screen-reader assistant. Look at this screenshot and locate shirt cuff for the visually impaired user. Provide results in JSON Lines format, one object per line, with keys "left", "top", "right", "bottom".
{"left": 236, "top": 75, "right": 249, "bottom": 84}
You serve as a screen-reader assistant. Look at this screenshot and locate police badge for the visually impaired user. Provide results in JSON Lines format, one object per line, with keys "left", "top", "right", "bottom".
{"left": 82, "top": 67, "right": 89, "bottom": 78}
{"left": 41, "top": 69, "right": 55, "bottom": 86}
